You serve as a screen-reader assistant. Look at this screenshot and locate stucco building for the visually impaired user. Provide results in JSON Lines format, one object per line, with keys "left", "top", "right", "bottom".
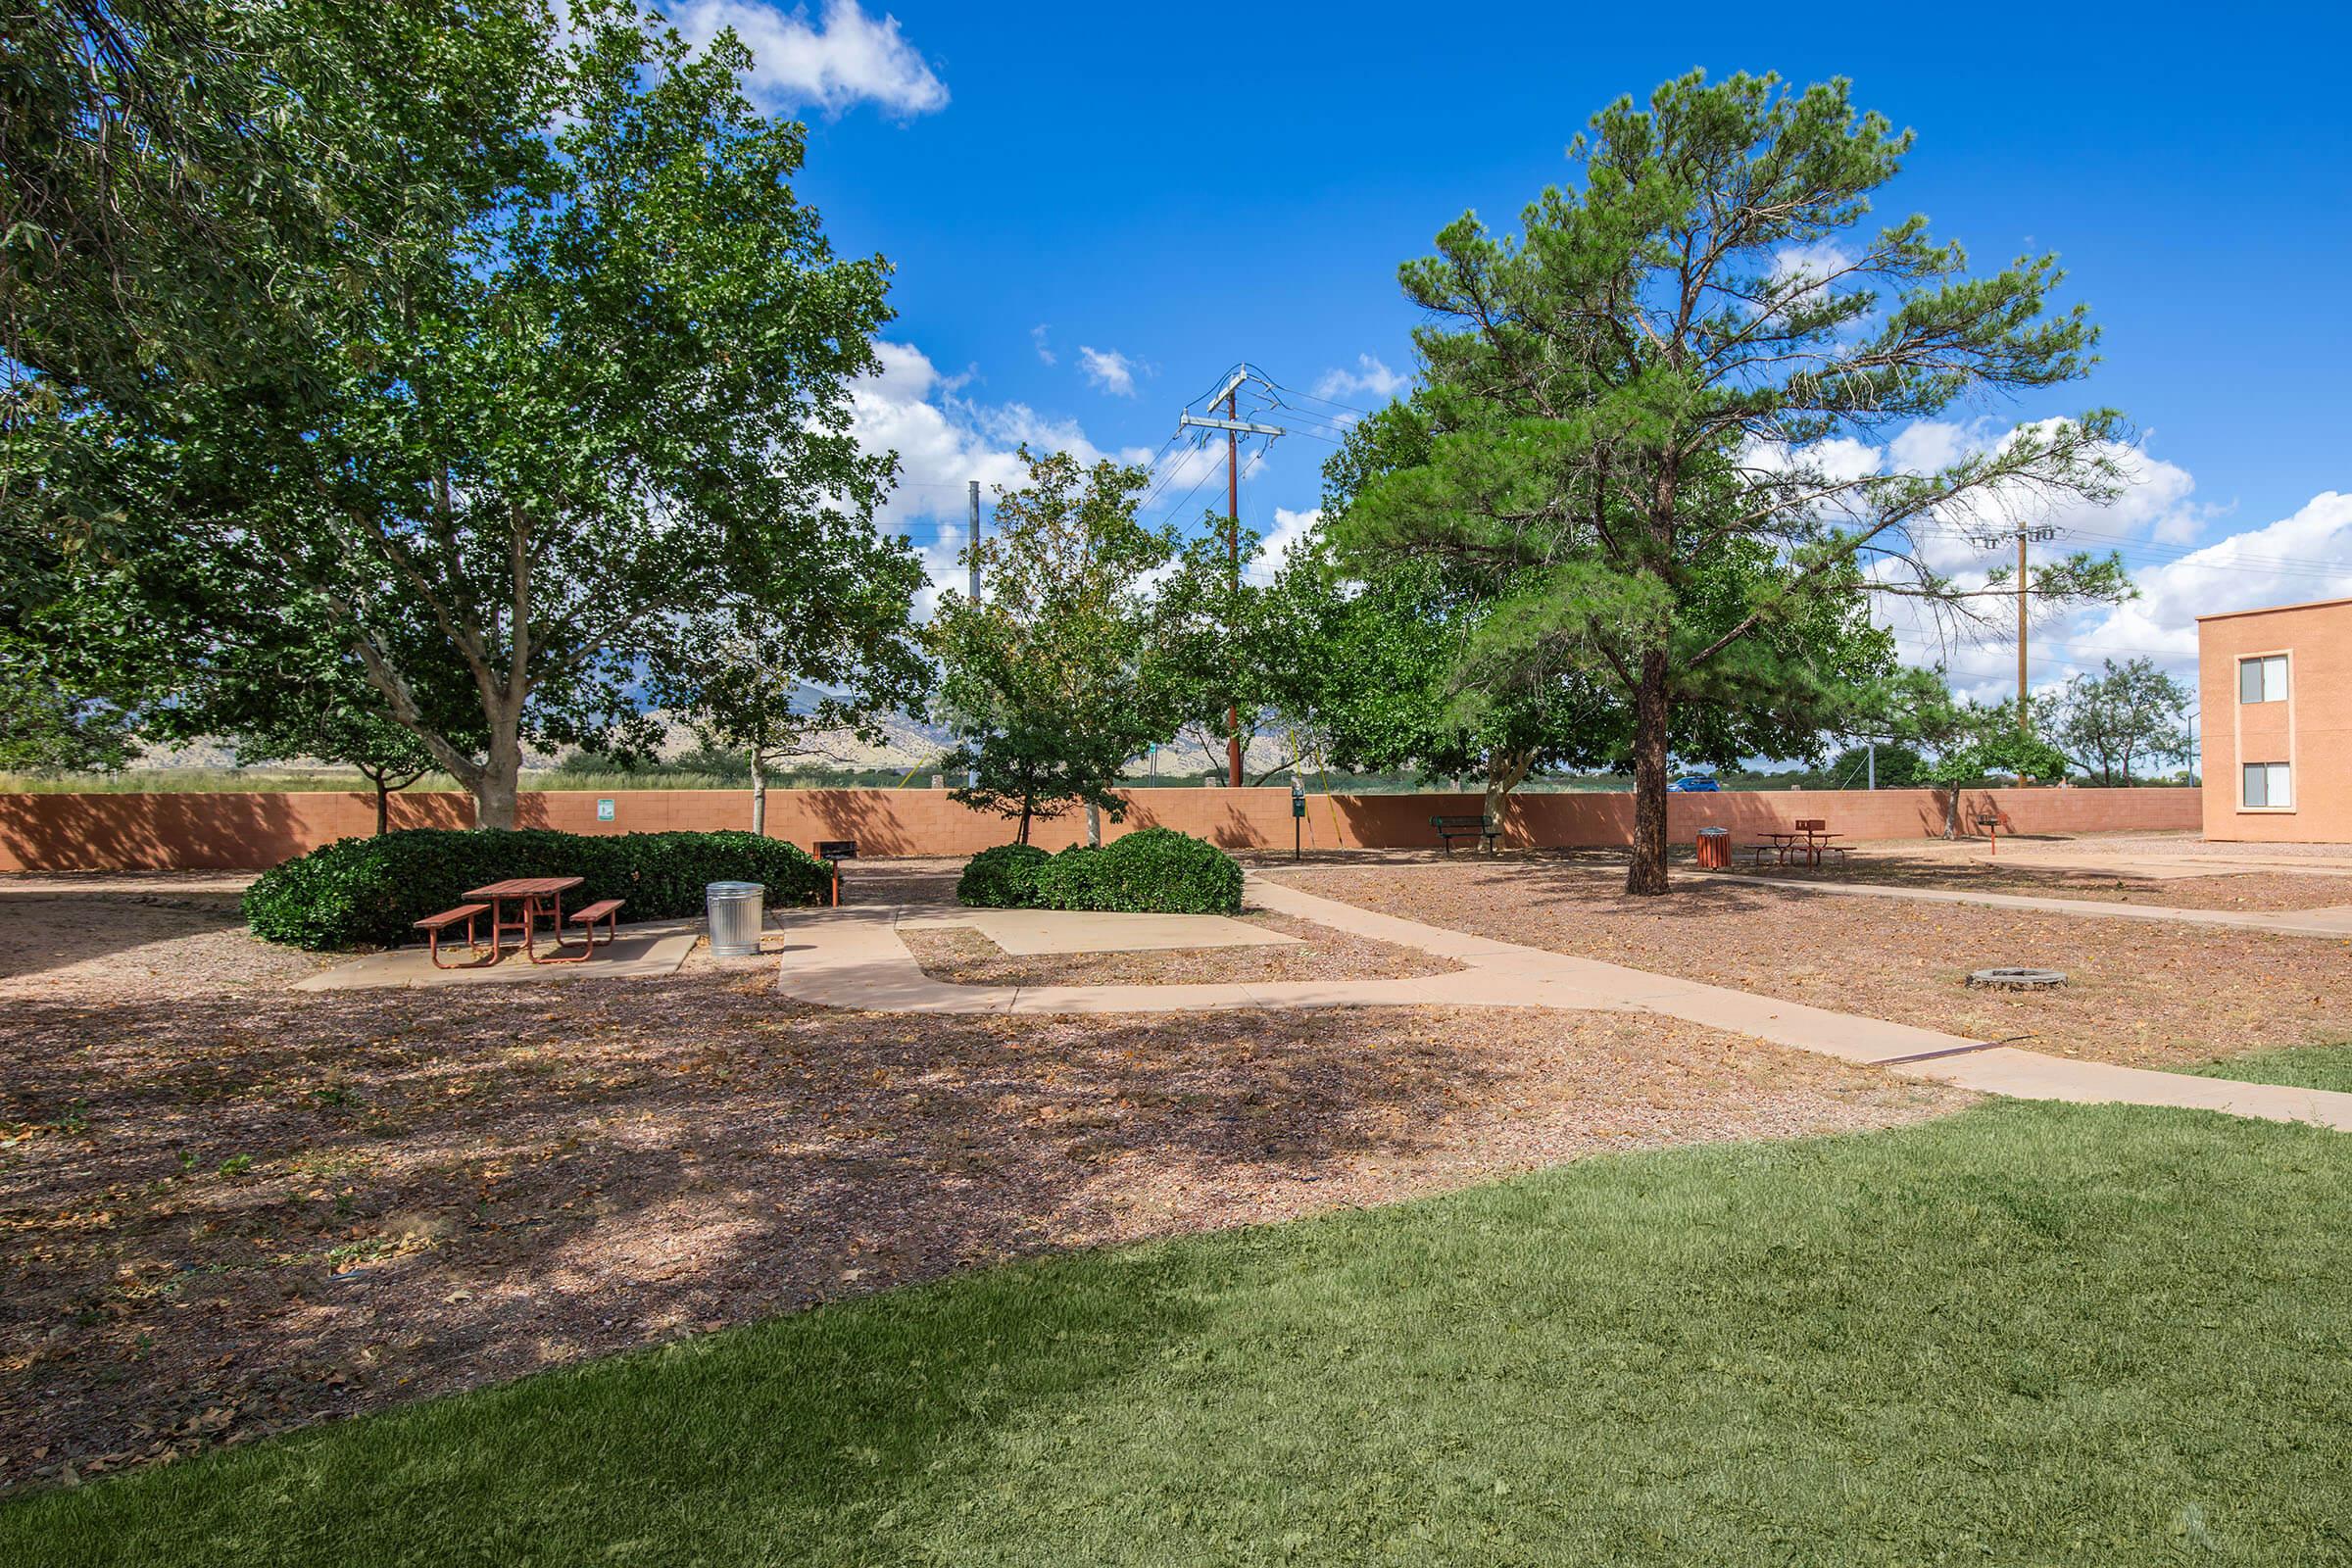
{"left": 2199, "top": 596, "right": 2352, "bottom": 842}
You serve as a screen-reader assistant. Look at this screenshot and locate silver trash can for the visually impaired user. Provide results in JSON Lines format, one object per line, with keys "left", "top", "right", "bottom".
{"left": 705, "top": 881, "right": 764, "bottom": 956}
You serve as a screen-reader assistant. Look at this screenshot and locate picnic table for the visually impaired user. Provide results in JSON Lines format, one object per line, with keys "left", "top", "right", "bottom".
{"left": 466, "top": 875, "right": 590, "bottom": 964}
{"left": 412, "top": 875, "right": 625, "bottom": 968}
{"left": 1748, "top": 821, "right": 1848, "bottom": 868}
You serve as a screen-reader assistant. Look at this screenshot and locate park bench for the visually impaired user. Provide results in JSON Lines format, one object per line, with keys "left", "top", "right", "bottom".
{"left": 413, "top": 903, "right": 490, "bottom": 969}
{"left": 1431, "top": 813, "right": 1500, "bottom": 855}
{"left": 547, "top": 897, "right": 624, "bottom": 962}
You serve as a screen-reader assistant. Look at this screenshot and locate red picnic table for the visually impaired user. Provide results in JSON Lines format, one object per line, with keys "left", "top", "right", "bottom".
{"left": 411, "top": 876, "right": 626, "bottom": 968}
{"left": 466, "top": 875, "right": 589, "bottom": 964}
{"left": 1749, "top": 822, "right": 1848, "bottom": 868}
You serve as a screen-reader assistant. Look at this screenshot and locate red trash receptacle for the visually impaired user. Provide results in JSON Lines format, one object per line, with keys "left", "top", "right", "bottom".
{"left": 1695, "top": 827, "right": 1730, "bottom": 869}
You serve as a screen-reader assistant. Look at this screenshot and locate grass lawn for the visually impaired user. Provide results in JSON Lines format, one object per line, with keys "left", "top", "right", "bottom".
{"left": 2183, "top": 1043, "right": 2352, "bottom": 1094}
{"left": 7, "top": 1100, "right": 2351, "bottom": 1566}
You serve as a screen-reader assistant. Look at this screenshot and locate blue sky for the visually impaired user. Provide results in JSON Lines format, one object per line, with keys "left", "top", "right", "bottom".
{"left": 667, "top": 0, "right": 2352, "bottom": 705}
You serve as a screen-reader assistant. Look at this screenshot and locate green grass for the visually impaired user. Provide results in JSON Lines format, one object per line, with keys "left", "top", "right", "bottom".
{"left": 8, "top": 1101, "right": 2352, "bottom": 1565}
{"left": 2181, "top": 1043, "right": 2352, "bottom": 1095}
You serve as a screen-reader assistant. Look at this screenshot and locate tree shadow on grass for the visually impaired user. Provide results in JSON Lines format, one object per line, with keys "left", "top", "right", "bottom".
{"left": 0, "top": 971, "right": 1540, "bottom": 1492}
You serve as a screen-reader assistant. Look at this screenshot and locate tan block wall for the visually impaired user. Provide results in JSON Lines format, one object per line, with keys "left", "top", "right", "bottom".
{"left": 2199, "top": 599, "right": 2352, "bottom": 843}
{"left": 0, "top": 784, "right": 2200, "bottom": 872}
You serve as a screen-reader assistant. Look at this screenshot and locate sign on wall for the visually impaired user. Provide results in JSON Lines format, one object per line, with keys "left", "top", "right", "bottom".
{"left": 596, "top": 798, "right": 614, "bottom": 822}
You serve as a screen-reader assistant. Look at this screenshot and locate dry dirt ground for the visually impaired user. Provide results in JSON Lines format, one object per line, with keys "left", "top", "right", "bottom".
{"left": 0, "top": 875, "right": 332, "bottom": 1001}
{"left": 1263, "top": 853, "right": 2352, "bottom": 1072}
{"left": 899, "top": 909, "right": 1460, "bottom": 986}
{"left": 0, "top": 874, "right": 1963, "bottom": 1493}
{"left": 1712, "top": 850, "right": 2352, "bottom": 910}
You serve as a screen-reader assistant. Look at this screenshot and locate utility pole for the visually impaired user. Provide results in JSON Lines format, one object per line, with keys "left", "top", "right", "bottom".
{"left": 967, "top": 478, "right": 981, "bottom": 605}
{"left": 2016, "top": 532, "right": 2029, "bottom": 732}
{"left": 1174, "top": 365, "right": 1290, "bottom": 789}
{"left": 1223, "top": 384, "right": 1241, "bottom": 788}
{"left": 966, "top": 478, "right": 981, "bottom": 791}
{"left": 1969, "top": 522, "right": 2060, "bottom": 732}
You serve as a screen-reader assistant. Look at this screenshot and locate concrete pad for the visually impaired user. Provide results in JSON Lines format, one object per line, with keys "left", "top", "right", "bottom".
{"left": 294, "top": 921, "right": 698, "bottom": 991}
{"left": 894, "top": 906, "right": 1299, "bottom": 955}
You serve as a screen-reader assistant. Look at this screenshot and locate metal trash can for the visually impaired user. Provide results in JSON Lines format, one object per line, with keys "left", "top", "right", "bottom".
{"left": 705, "top": 881, "right": 764, "bottom": 956}
{"left": 1694, "top": 827, "right": 1730, "bottom": 870}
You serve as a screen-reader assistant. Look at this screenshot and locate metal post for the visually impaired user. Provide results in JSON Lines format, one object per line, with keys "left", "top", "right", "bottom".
{"left": 1867, "top": 743, "right": 1876, "bottom": 791}
{"left": 1225, "top": 387, "right": 1243, "bottom": 790}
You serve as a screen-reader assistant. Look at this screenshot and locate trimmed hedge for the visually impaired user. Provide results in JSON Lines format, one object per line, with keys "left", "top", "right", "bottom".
{"left": 956, "top": 843, "right": 1052, "bottom": 908}
{"left": 244, "top": 828, "right": 834, "bottom": 951}
{"left": 956, "top": 827, "right": 1242, "bottom": 915}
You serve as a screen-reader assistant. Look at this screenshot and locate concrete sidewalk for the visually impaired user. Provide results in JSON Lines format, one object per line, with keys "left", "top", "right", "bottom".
{"left": 770, "top": 880, "right": 2352, "bottom": 1133}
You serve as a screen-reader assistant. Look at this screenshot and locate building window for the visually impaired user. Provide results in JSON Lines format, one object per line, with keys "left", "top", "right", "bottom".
{"left": 2239, "top": 654, "right": 2288, "bottom": 704}
{"left": 2243, "top": 761, "right": 2292, "bottom": 809}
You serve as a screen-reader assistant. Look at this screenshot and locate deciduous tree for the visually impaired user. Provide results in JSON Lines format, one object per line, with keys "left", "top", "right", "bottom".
{"left": 2045, "top": 657, "right": 2191, "bottom": 785}
{"left": 930, "top": 449, "right": 1184, "bottom": 844}
{"left": 24, "top": 2, "right": 911, "bottom": 828}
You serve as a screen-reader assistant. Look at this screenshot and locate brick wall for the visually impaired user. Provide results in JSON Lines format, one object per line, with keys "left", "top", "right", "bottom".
{"left": 0, "top": 784, "right": 2203, "bottom": 873}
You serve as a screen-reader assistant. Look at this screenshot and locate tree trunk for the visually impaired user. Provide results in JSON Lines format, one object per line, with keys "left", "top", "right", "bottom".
{"left": 1941, "top": 787, "right": 1959, "bottom": 839}
{"left": 1625, "top": 650, "right": 1672, "bottom": 896}
{"left": 1016, "top": 797, "right": 1033, "bottom": 846}
{"left": 374, "top": 776, "right": 391, "bottom": 836}
{"left": 1084, "top": 800, "right": 1102, "bottom": 847}
{"left": 1482, "top": 749, "right": 1534, "bottom": 855}
{"left": 474, "top": 721, "right": 523, "bottom": 830}
{"left": 750, "top": 750, "right": 767, "bottom": 836}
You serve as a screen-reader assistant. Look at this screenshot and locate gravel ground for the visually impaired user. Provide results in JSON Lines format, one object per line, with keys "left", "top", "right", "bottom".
{"left": 898, "top": 910, "right": 1461, "bottom": 986}
{"left": 1265, "top": 855, "right": 2352, "bottom": 1071}
{"left": 0, "top": 883, "right": 334, "bottom": 1001}
{"left": 0, "top": 966, "right": 1963, "bottom": 1493}
{"left": 1713, "top": 858, "right": 2352, "bottom": 910}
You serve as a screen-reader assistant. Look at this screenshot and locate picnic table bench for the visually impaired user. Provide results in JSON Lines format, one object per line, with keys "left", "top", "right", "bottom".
{"left": 1431, "top": 813, "right": 1501, "bottom": 855}
{"left": 413, "top": 903, "right": 490, "bottom": 969}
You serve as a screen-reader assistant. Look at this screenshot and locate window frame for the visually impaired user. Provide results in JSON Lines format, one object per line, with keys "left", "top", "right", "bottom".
{"left": 2238, "top": 653, "right": 2288, "bottom": 705}
{"left": 2241, "top": 760, "right": 2293, "bottom": 811}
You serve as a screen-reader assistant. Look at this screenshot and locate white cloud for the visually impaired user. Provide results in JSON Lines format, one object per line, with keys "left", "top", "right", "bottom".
{"left": 1030, "top": 324, "right": 1054, "bottom": 366}
{"left": 1246, "top": 507, "right": 1320, "bottom": 586}
{"left": 847, "top": 341, "right": 1150, "bottom": 614}
{"left": 1313, "top": 354, "right": 1407, "bottom": 403}
{"left": 1077, "top": 346, "right": 1140, "bottom": 398}
{"left": 667, "top": 0, "right": 948, "bottom": 119}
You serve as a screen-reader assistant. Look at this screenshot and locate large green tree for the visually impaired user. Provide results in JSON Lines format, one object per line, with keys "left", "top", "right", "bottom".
{"left": 1337, "top": 72, "right": 2132, "bottom": 893}
{"left": 2045, "top": 657, "right": 2191, "bottom": 786}
{"left": 1320, "top": 391, "right": 1897, "bottom": 821}
{"left": 930, "top": 449, "right": 1185, "bottom": 845}
{"left": 22, "top": 2, "right": 915, "bottom": 827}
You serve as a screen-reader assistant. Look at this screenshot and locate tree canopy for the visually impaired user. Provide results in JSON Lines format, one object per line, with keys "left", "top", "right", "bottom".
{"left": 1334, "top": 71, "right": 2133, "bottom": 892}
{"left": 929, "top": 449, "right": 1185, "bottom": 844}
{"left": 17, "top": 1, "right": 921, "bottom": 826}
{"left": 2045, "top": 657, "right": 2192, "bottom": 785}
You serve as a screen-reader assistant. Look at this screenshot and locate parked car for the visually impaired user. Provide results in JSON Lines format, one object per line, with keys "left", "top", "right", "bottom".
{"left": 1667, "top": 774, "right": 1721, "bottom": 792}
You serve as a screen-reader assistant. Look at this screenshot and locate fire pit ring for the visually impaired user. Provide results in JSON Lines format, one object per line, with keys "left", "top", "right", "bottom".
{"left": 1966, "top": 967, "right": 2068, "bottom": 991}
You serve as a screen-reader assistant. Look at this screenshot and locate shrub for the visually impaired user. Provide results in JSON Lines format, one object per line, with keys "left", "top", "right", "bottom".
{"left": 956, "top": 828, "right": 1241, "bottom": 915}
{"left": 243, "top": 828, "right": 833, "bottom": 951}
{"left": 956, "top": 842, "right": 1052, "bottom": 907}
